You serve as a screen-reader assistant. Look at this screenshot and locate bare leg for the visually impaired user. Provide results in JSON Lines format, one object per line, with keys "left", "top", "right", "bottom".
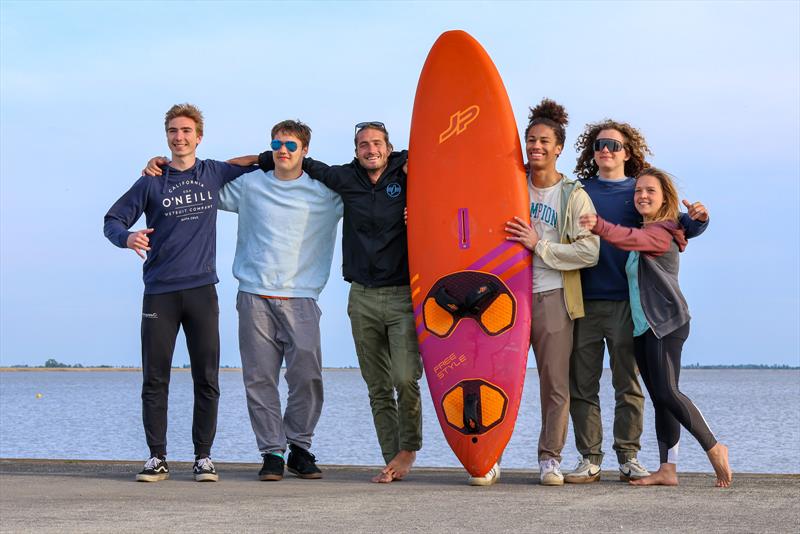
{"left": 629, "top": 462, "right": 678, "bottom": 486}
{"left": 371, "top": 450, "right": 416, "bottom": 483}
{"left": 707, "top": 443, "right": 732, "bottom": 488}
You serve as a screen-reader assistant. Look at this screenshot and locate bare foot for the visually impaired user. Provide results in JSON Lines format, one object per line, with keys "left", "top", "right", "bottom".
{"left": 387, "top": 450, "right": 416, "bottom": 481}
{"left": 371, "top": 467, "right": 394, "bottom": 483}
{"left": 707, "top": 443, "right": 732, "bottom": 488}
{"left": 629, "top": 463, "right": 678, "bottom": 486}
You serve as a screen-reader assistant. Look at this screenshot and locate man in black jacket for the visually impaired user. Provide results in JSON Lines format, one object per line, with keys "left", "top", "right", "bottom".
{"left": 254, "top": 122, "right": 422, "bottom": 483}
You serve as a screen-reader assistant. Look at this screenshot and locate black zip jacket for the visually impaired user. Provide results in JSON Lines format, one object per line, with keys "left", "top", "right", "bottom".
{"left": 258, "top": 150, "right": 409, "bottom": 287}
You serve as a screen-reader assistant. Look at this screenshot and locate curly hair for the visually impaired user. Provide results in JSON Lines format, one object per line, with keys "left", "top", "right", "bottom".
{"left": 524, "top": 98, "right": 569, "bottom": 148}
{"left": 573, "top": 119, "right": 653, "bottom": 180}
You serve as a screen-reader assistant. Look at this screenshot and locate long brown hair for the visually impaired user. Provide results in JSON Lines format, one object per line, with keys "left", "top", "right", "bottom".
{"left": 637, "top": 167, "right": 679, "bottom": 223}
{"left": 574, "top": 119, "right": 652, "bottom": 180}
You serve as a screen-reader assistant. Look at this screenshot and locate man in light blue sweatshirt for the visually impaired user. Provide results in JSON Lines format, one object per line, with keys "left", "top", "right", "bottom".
{"left": 218, "top": 120, "right": 343, "bottom": 481}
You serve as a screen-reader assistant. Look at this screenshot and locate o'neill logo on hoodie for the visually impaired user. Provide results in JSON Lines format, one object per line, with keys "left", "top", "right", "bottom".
{"left": 162, "top": 179, "right": 214, "bottom": 222}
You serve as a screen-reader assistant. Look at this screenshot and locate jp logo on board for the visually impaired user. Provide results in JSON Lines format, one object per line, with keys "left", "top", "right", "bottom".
{"left": 386, "top": 183, "right": 402, "bottom": 198}
{"left": 439, "top": 105, "right": 480, "bottom": 144}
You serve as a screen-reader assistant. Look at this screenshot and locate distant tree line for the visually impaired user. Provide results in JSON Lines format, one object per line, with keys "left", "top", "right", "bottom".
{"left": 683, "top": 363, "right": 798, "bottom": 369}
{"left": 2, "top": 360, "right": 797, "bottom": 370}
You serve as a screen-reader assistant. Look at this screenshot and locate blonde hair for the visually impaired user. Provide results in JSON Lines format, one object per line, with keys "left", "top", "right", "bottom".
{"left": 637, "top": 167, "right": 679, "bottom": 223}
{"left": 164, "top": 103, "right": 204, "bottom": 136}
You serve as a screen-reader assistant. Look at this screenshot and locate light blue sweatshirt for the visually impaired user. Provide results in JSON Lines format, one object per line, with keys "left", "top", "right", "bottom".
{"left": 218, "top": 170, "right": 343, "bottom": 299}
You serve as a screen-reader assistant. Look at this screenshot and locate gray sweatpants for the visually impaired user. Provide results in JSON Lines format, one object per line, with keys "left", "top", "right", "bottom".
{"left": 236, "top": 291, "right": 323, "bottom": 455}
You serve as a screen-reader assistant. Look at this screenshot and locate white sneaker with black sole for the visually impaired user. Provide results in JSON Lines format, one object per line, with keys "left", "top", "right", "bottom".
{"left": 193, "top": 457, "right": 219, "bottom": 482}
{"left": 619, "top": 458, "right": 649, "bottom": 481}
{"left": 564, "top": 457, "right": 601, "bottom": 484}
{"left": 468, "top": 463, "right": 500, "bottom": 486}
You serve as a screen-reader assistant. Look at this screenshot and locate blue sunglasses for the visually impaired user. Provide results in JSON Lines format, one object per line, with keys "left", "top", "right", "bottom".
{"left": 271, "top": 139, "right": 299, "bottom": 152}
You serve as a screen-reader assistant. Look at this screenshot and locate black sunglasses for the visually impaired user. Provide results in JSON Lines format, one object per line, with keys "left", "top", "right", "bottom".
{"left": 355, "top": 121, "right": 386, "bottom": 136}
{"left": 593, "top": 138, "right": 625, "bottom": 152}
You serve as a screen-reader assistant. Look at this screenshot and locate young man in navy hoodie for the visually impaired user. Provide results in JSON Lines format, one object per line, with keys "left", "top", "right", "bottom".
{"left": 104, "top": 104, "right": 255, "bottom": 483}
{"left": 564, "top": 120, "right": 709, "bottom": 484}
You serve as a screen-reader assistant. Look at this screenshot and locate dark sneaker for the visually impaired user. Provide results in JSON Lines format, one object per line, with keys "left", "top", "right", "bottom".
{"left": 259, "top": 453, "right": 285, "bottom": 481}
{"left": 193, "top": 457, "right": 219, "bottom": 482}
{"left": 136, "top": 456, "right": 169, "bottom": 482}
{"left": 287, "top": 444, "right": 322, "bottom": 479}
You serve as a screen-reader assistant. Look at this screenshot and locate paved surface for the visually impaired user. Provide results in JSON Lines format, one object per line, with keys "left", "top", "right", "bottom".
{"left": 0, "top": 459, "right": 798, "bottom": 533}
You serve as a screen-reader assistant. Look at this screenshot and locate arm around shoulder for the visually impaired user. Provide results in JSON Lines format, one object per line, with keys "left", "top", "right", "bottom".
{"left": 534, "top": 188, "right": 600, "bottom": 271}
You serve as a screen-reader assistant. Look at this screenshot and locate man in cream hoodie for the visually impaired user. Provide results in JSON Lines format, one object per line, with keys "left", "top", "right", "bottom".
{"left": 505, "top": 99, "right": 599, "bottom": 486}
{"left": 218, "top": 120, "right": 343, "bottom": 481}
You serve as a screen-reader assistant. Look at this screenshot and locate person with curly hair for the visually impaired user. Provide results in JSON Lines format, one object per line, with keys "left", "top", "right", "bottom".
{"left": 504, "top": 98, "right": 599, "bottom": 487}
{"left": 579, "top": 167, "right": 731, "bottom": 487}
{"left": 565, "top": 120, "right": 710, "bottom": 484}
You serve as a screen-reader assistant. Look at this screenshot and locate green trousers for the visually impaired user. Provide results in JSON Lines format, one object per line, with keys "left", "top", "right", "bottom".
{"left": 569, "top": 300, "right": 645, "bottom": 465}
{"left": 347, "top": 282, "right": 423, "bottom": 463}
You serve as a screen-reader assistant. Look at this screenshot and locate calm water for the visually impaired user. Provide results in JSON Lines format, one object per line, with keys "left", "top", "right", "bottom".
{"left": 1, "top": 369, "right": 798, "bottom": 474}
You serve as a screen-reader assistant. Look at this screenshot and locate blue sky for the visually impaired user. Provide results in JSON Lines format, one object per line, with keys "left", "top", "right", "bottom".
{"left": 1, "top": 1, "right": 798, "bottom": 367}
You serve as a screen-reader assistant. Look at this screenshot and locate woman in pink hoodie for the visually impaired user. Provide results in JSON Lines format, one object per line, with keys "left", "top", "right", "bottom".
{"left": 579, "top": 168, "right": 732, "bottom": 488}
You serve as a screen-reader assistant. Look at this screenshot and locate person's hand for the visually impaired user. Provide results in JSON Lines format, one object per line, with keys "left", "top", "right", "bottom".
{"left": 579, "top": 213, "right": 597, "bottom": 231}
{"left": 402, "top": 160, "right": 408, "bottom": 174}
{"left": 682, "top": 199, "right": 708, "bottom": 222}
{"left": 404, "top": 207, "right": 408, "bottom": 226}
{"left": 505, "top": 216, "right": 539, "bottom": 249}
{"left": 142, "top": 157, "right": 170, "bottom": 177}
{"left": 126, "top": 228, "right": 154, "bottom": 259}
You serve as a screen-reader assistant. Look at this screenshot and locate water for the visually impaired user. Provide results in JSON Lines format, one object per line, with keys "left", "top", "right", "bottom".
{"left": 1, "top": 369, "right": 798, "bottom": 474}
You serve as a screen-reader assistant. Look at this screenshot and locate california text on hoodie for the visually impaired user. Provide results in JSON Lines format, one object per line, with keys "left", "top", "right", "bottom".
{"left": 103, "top": 160, "right": 257, "bottom": 294}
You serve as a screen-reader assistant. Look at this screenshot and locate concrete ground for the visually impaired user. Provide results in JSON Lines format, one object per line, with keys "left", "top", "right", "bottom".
{"left": 0, "top": 459, "right": 798, "bottom": 533}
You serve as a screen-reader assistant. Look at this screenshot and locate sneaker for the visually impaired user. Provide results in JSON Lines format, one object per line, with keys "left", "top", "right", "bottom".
{"left": 286, "top": 444, "right": 323, "bottom": 479}
{"left": 539, "top": 458, "right": 564, "bottom": 486}
{"left": 135, "top": 456, "right": 169, "bottom": 482}
{"left": 564, "top": 457, "right": 601, "bottom": 484}
{"left": 193, "top": 457, "right": 218, "bottom": 482}
{"left": 259, "top": 453, "right": 285, "bottom": 481}
{"left": 619, "top": 458, "right": 650, "bottom": 481}
{"left": 468, "top": 463, "right": 500, "bottom": 486}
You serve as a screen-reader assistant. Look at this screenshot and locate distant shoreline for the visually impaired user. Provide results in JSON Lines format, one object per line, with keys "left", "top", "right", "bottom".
{"left": 2, "top": 366, "right": 797, "bottom": 372}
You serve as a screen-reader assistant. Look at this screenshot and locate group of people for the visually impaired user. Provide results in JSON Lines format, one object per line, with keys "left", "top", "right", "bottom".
{"left": 103, "top": 99, "right": 732, "bottom": 489}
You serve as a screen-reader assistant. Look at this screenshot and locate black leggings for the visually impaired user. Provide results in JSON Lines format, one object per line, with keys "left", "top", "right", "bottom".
{"left": 634, "top": 322, "right": 716, "bottom": 464}
{"left": 141, "top": 284, "right": 220, "bottom": 458}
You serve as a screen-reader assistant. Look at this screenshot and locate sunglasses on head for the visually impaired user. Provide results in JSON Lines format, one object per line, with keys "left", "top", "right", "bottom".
{"left": 354, "top": 121, "right": 386, "bottom": 136}
{"left": 271, "top": 139, "right": 299, "bottom": 152}
{"left": 593, "top": 138, "right": 625, "bottom": 152}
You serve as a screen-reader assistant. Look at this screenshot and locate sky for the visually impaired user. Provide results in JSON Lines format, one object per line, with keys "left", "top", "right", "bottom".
{"left": 1, "top": 0, "right": 798, "bottom": 367}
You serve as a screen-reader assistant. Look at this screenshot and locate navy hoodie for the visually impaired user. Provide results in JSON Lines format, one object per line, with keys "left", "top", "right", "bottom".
{"left": 104, "top": 160, "right": 256, "bottom": 294}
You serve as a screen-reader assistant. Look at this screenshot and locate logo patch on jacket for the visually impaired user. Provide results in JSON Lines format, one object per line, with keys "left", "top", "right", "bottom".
{"left": 386, "top": 183, "right": 402, "bottom": 198}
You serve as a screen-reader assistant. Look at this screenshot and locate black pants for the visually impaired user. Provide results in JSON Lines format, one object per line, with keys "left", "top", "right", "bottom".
{"left": 141, "top": 284, "right": 220, "bottom": 458}
{"left": 634, "top": 322, "right": 717, "bottom": 464}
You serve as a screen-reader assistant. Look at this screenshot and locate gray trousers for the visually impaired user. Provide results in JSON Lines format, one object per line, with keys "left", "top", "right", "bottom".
{"left": 531, "top": 288, "right": 573, "bottom": 463}
{"left": 237, "top": 291, "right": 323, "bottom": 455}
{"left": 569, "top": 299, "right": 645, "bottom": 465}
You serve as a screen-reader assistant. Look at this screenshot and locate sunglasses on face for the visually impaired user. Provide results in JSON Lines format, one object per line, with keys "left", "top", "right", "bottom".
{"left": 593, "top": 138, "right": 625, "bottom": 152}
{"left": 354, "top": 121, "right": 386, "bottom": 136}
{"left": 271, "top": 139, "right": 299, "bottom": 152}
